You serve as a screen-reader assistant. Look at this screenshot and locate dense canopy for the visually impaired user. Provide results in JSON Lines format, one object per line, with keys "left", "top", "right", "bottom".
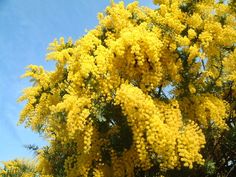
{"left": 1, "top": 0, "right": 236, "bottom": 177}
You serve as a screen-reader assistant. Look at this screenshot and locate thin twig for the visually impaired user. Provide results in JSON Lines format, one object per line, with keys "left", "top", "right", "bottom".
{"left": 226, "top": 163, "right": 236, "bottom": 177}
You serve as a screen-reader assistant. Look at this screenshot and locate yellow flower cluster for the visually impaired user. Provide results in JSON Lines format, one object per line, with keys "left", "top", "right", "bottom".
{"left": 109, "top": 147, "right": 140, "bottom": 177}
{"left": 0, "top": 159, "right": 37, "bottom": 177}
{"left": 109, "top": 23, "right": 163, "bottom": 91}
{"left": 50, "top": 95, "right": 92, "bottom": 140}
{"left": 223, "top": 49, "right": 236, "bottom": 97}
{"left": 93, "top": 168, "right": 104, "bottom": 177}
{"left": 18, "top": 0, "right": 235, "bottom": 176}
{"left": 178, "top": 121, "right": 205, "bottom": 169}
{"left": 36, "top": 152, "right": 52, "bottom": 175}
{"left": 187, "top": 13, "right": 203, "bottom": 29}
{"left": 180, "top": 95, "right": 229, "bottom": 130}
{"left": 115, "top": 83, "right": 205, "bottom": 170}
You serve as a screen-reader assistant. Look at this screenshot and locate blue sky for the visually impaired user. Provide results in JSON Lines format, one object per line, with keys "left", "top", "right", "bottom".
{"left": 0, "top": 0, "right": 155, "bottom": 162}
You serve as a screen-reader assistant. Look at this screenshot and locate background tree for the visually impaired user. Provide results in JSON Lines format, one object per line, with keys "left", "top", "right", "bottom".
{"left": 8, "top": 0, "right": 236, "bottom": 176}
{"left": 0, "top": 159, "right": 38, "bottom": 177}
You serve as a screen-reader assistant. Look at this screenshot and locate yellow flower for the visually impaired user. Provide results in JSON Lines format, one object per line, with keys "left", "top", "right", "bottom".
{"left": 188, "top": 84, "right": 196, "bottom": 94}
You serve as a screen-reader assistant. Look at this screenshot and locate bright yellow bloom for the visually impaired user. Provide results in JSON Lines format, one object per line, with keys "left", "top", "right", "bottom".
{"left": 18, "top": 0, "right": 235, "bottom": 176}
